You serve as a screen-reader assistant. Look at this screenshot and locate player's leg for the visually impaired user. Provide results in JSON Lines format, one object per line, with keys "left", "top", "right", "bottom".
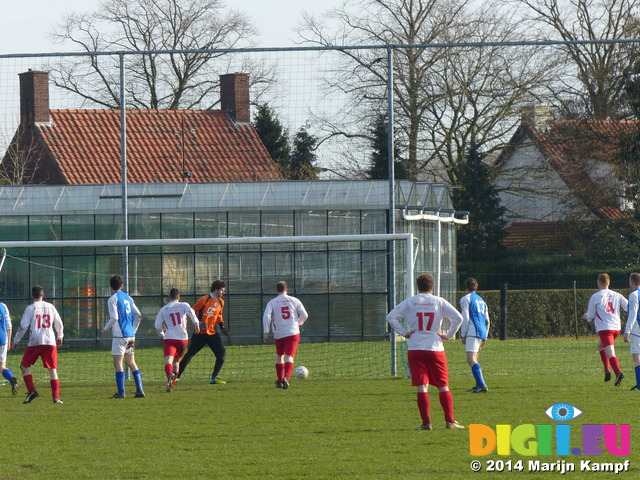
{"left": 429, "top": 351, "right": 464, "bottom": 429}
{"left": 176, "top": 334, "right": 207, "bottom": 379}
{"left": 282, "top": 334, "right": 300, "bottom": 387}
{"left": 124, "top": 349, "right": 144, "bottom": 397}
{"left": 20, "top": 347, "right": 39, "bottom": 403}
{"left": 42, "top": 346, "right": 62, "bottom": 403}
{"left": 597, "top": 338, "right": 612, "bottom": 381}
{"left": 0, "top": 343, "right": 18, "bottom": 395}
{"left": 466, "top": 338, "right": 487, "bottom": 392}
{"left": 111, "top": 337, "right": 128, "bottom": 397}
{"left": 408, "top": 350, "right": 432, "bottom": 430}
{"left": 208, "top": 334, "right": 226, "bottom": 384}
{"left": 274, "top": 337, "right": 286, "bottom": 387}
{"left": 601, "top": 331, "right": 623, "bottom": 386}
{"left": 630, "top": 336, "right": 640, "bottom": 390}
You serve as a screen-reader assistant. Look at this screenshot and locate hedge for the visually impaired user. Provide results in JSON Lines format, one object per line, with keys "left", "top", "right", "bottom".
{"left": 455, "top": 288, "right": 632, "bottom": 339}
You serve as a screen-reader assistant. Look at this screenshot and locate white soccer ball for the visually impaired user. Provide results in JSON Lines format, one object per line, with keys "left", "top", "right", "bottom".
{"left": 293, "top": 366, "right": 309, "bottom": 379}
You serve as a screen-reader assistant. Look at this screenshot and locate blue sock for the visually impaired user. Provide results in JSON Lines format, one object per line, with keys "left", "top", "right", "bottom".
{"left": 2, "top": 368, "right": 13, "bottom": 381}
{"left": 472, "top": 363, "right": 486, "bottom": 388}
{"left": 133, "top": 369, "right": 143, "bottom": 393}
{"left": 116, "top": 371, "right": 125, "bottom": 395}
{"left": 635, "top": 366, "right": 640, "bottom": 387}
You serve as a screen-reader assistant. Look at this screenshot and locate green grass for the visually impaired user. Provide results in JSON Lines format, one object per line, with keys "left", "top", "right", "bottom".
{"left": 1, "top": 338, "right": 639, "bottom": 479}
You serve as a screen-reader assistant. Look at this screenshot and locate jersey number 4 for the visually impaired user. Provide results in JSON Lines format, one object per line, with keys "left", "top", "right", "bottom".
{"left": 606, "top": 302, "right": 615, "bottom": 314}
{"left": 416, "top": 312, "right": 435, "bottom": 331}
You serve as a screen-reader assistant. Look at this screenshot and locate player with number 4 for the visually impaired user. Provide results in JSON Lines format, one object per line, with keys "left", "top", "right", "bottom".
{"left": 263, "top": 281, "right": 308, "bottom": 389}
{"left": 584, "top": 273, "right": 628, "bottom": 387}
{"left": 387, "top": 273, "right": 464, "bottom": 431}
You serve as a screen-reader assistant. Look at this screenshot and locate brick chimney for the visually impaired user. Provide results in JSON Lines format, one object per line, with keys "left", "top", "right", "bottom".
{"left": 220, "top": 73, "right": 250, "bottom": 124}
{"left": 19, "top": 70, "right": 50, "bottom": 125}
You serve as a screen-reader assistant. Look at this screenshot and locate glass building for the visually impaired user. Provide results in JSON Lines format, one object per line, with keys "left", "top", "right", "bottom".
{"left": 0, "top": 180, "right": 457, "bottom": 346}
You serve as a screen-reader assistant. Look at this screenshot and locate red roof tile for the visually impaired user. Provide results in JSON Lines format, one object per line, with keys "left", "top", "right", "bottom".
{"left": 34, "top": 109, "right": 283, "bottom": 184}
{"left": 503, "top": 221, "right": 576, "bottom": 254}
{"left": 496, "top": 119, "right": 635, "bottom": 220}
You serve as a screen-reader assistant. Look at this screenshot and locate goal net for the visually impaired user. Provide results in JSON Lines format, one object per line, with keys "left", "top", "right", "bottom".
{"left": 0, "top": 234, "right": 416, "bottom": 385}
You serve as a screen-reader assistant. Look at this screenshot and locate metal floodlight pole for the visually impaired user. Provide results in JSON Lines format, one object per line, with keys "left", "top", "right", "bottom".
{"left": 119, "top": 53, "right": 129, "bottom": 287}
{"left": 387, "top": 47, "right": 398, "bottom": 376}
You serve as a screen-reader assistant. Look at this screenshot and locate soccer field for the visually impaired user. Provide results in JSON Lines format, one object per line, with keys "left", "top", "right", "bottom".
{"left": 1, "top": 338, "right": 637, "bottom": 480}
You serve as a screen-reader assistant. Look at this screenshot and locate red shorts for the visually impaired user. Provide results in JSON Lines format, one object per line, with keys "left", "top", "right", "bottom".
{"left": 407, "top": 350, "right": 449, "bottom": 387}
{"left": 599, "top": 330, "right": 620, "bottom": 347}
{"left": 275, "top": 334, "right": 300, "bottom": 357}
{"left": 21, "top": 345, "right": 57, "bottom": 369}
{"left": 164, "top": 339, "right": 189, "bottom": 358}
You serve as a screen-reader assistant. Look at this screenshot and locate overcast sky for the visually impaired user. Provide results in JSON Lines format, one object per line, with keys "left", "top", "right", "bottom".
{"left": 0, "top": 0, "right": 341, "bottom": 54}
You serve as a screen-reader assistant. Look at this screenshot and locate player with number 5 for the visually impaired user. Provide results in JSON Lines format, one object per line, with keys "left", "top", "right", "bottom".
{"left": 387, "top": 274, "right": 464, "bottom": 431}
{"left": 584, "top": 273, "right": 628, "bottom": 387}
{"left": 262, "top": 281, "right": 308, "bottom": 389}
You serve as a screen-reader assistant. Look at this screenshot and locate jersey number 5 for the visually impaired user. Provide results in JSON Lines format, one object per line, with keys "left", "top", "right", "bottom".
{"left": 281, "top": 306, "right": 291, "bottom": 319}
{"left": 416, "top": 312, "right": 435, "bottom": 331}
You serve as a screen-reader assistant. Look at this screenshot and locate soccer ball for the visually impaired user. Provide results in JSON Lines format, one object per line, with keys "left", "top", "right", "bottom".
{"left": 293, "top": 366, "right": 309, "bottom": 379}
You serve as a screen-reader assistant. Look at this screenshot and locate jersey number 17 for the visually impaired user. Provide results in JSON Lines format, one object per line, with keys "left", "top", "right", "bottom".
{"left": 416, "top": 312, "right": 435, "bottom": 331}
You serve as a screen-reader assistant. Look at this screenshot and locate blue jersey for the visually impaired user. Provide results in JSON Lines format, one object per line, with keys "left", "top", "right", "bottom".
{"left": 105, "top": 290, "right": 141, "bottom": 338}
{"left": 0, "top": 302, "right": 9, "bottom": 346}
{"left": 460, "top": 292, "right": 489, "bottom": 340}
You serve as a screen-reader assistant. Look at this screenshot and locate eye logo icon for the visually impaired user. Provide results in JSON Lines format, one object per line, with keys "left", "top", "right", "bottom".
{"left": 545, "top": 403, "right": 583, "bottom": 422}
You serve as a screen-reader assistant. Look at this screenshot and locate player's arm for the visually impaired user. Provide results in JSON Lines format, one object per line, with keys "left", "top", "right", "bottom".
{"left": 584, "top": 295, "right": 596, "bottom": 322}
{"left": 216, "top": 307, "right": 229, "bottom": 336}
{"left": 154, "top": 310, "right": 165, "bottom": 337}
{"left": 620, "top": 294, "right": 629, "bottom": 313}
{"left": 624, "top": 294, "right": 639, "bottom": 342}
{"left": 440, "top": 300, "right": 463, "bottom": 340}
{"left": 132, "top": 302, "right": 142, "bottom": 334}
{"left": 53, "top": 308, "right": 64, "bottom": 346}
{"left": 459, "top": 295, "right": 470, "bottom": 338}
{"left": 262, "top": 302, "right": 273, "bottom": 343}
{"left": 12, "top": 309, "right": 31, "bottom": 347}
{"left": 297, "top": 300, "right": 309, "bottom": 325}
{"left": 186, "top": 306, "right": 200, "bottom": 333}
{"left": 103, "top": 296, "right": 118, "bottom": 335}
{"left": 387, "top": 302, "right": 410, "bottom": 338}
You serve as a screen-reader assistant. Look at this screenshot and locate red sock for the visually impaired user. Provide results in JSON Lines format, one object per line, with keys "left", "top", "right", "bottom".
{"left": 275, "top": 363, "right": 285, "bottom": 381}
{"left": 50, "top": 379, "right": 60, "bottom": 399}
{"left": 164, "top": 364, "right": 173, "bottom": 377}
{"left": 24, "top": 374, "right": 35, "bottom": 393}
{"left": 417, "top": 392, "right": 431, "bottom": 425}
{"left": 610, "top": 356, "right": 621, "bottom": 375}
{"left": 284, "top": 362, "right": 294, "bottom": 380}
{"left": 600, "top": 350, "right": 610, "bottom": 370}
{"left": 439, "top": 390, "right": 455, "bottom": 423}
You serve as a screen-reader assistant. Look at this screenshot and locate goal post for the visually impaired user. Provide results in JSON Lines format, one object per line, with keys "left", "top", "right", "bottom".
{"left": 0, "top": 233, "right": 416, "bottom": 382}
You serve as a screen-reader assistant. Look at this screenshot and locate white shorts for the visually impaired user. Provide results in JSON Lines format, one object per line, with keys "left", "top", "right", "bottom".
{"left": 465, "top": 337, "right": 485, "bottom": 353}
{"left": 630, "top": 334, "right": 640, "bottom": 355}
{"left": 0, "top": 342, "right": 7, "bottom": 363}
{"left": 111, "top": 337, "right": 136, "bottom": 356}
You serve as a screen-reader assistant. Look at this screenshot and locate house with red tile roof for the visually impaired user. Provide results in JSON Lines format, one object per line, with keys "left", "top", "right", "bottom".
{"left": 494, "top": 106, "right": 634, "bottom": 253}
{"left": 1, "top": 70, "right": 283, "bottom": 185}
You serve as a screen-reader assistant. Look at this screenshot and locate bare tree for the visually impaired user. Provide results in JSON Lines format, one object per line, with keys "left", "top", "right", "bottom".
{"left": 509, "top": 0, "right": 640, "bottom": 120}
{"left": 298, "top": 0, "right": 550, "bottom": 182}
{"left": 49, "top": 0, "right": 272, "bottom": 109}
{"left": 0, "top": 124, "right": 47, "bottom": 185}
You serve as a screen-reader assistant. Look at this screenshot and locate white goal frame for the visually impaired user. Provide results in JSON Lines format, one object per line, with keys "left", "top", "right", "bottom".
{"left": 0, "top": 233, "right": 415, "bottom": 376}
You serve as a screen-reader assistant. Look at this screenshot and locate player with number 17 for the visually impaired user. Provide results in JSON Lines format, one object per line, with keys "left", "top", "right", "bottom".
{"left": 387, "top": 274, "right": 464, "bottom": 431}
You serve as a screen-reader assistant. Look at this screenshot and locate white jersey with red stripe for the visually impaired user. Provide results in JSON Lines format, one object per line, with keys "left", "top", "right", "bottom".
{"left": 387, "top": 293, "right": 463, "bottom": 351}
{"left": 154, "top": 301, "right": 199, "bottom": 340}
{"left": 586, "top": 288, "right": 628, "bottom": 332}
{"left": 14, "top": 300, "right": 64, "bottom": 346}
{"left": 263, "top": 294, "right": 308, "bottom": 340}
